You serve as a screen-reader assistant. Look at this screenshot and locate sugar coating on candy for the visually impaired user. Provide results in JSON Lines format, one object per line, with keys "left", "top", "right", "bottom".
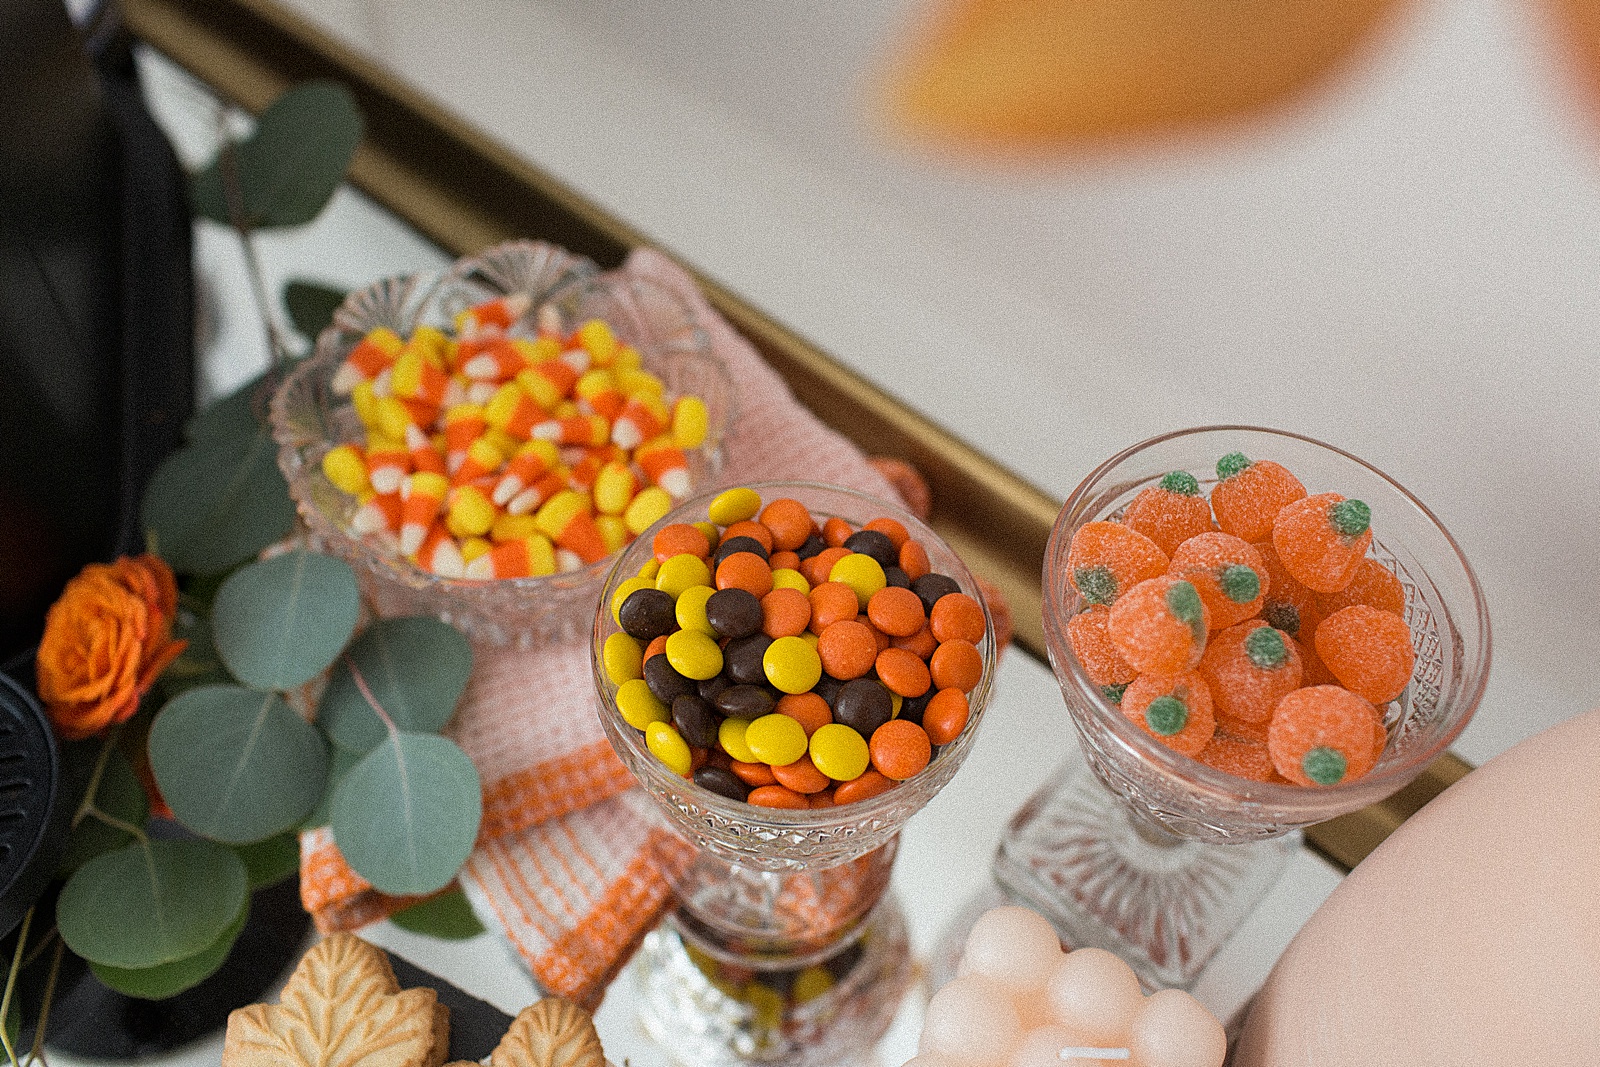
{"left": 1211, "top": 457, "right": 1308, "bottom": 544}
{"left": 1272, "top": 492, "right": 1375, "bottom": 594}
{"left": 1316, "top": 556, "right": 1407, "bottom": 617}
{"left": 1314, "top": 604, "right": 1416, "bottom": 705}
{"left": 1268, "top": 685, "right": 1381, "bottom": 786}
{"left": 1198, "top": 620, "right": 1302, "bottom": 724}
{"left": 1123, "top": 476, "right": 1215, "bottom": 556}
{"left": 1065, "top": 605, "right": 1137, "bottom": 687}
{"left": 1121, "top": 670, "right": 1215, "bottom": 757}
{"left": 1108, "top": 576, "right": 1209, "bottom": 676}
{"left": 1195, "top": 734, "right": 1276, "bottom": 782}
{"left": 1066, "top": 521, "right": 1169, "bottom": 606}
{"left": 1168, "top": 532, "right": 1267, "bottom": 630}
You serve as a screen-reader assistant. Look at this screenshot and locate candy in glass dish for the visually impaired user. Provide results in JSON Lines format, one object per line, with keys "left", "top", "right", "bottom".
{"left": 593, "top": 482, "right": 996, "bottom": 1067}
{"left": 941, "top": 426, "right": 1490, "bottom": 991}
{"left": 271, "top": 240, "right": 734, "bottom": 646}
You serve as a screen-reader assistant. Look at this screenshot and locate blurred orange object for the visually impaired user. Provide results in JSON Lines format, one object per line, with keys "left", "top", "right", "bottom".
{"left": 880, "top": 0, "right": 1407, "bottom": 154}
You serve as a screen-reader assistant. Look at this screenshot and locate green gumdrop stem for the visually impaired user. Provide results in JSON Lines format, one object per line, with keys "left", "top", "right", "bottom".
{"left": 1243, "top": 626, "right": 1289, "bottom": 669}
{"left": 1216, "top": 452, "right": 1252, "bottom": 480}
{"left": 1219, "top": 564, "right": 1261, "bottom": 604}
{"left": 1302, "top": 746, "right": 1348, "bottom": 785}
{"left": 1101, "top": 682, "right": 1129, "bottom": 705}
{"left": 1144, "top": 696, "right": 1189, "bottom": 736}
{"left": 1164, "top": 580, "right": 1205, "bottom": 631}
{"left": 1074, "top": 565, "right": 1118, "bottom": 606}
{"left": 1330, "top": 498, "right": 1371, "bottom": 537}
{"left": 1159, "top": 470, "right": 1201, "bottom": 496}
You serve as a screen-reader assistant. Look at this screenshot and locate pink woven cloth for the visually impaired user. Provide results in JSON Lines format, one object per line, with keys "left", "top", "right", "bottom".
{"left": 300, "top": 248, "right": 903, "bottom": 1008}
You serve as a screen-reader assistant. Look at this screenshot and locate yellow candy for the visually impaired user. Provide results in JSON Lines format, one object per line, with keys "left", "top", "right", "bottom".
{"left": 718, "top": 717, "right": 757, "bottom": 763}
{"left": 484, "top": 427, "right": 523, "bottom": 459}
{"left": 375, "top": 396, "right": 416, "bottom": 441}
{"left": 770, "top": 568, "right": 810, "bottom": 595}
{"left": 809, "top": 723, "right": 870, "bottom": 781}
{"left": 491, "top": 513, "right": 541, "bottom": 542}
{"left": 637, "top": 558, "right": 661, "bottom": 580}
{"left": 460, "top": 536, "right": 492, "bottom": 563}
{"left": 613, "top": 343, "right": 643, "bottom": 372}
{"left": 364, "top": 327, "right": 404, "bottom": 356}
{"left": 794, "top": 966, "right": 834, "bottom": 1003}
{"left": 616, "top": 366, "right": 665, "bottom": 399}
{"left": 692, "top": 521, "right": 720, "bottom": 548}
{"left": 665, "top": 629, "right": 723, "bottom": 681}
{"left": 593, "top": 461, "right": 638, "bottom": 516}
{"left": 512, "top": 336, "right": 560, "bottom": 363}
{"left": 624, "top": 487, "right": 675, "bottom": 535}
{"left": 744, "top": 713, "right": 808, "bottom": 767}
{"left": 616, "top": 678, "right": 669, "bottom": 731}
{"left": 410, "top": 324, "right": 450, "bottom": 365}
{"left": 523, "top": 534, "right": 557, "bottom": 576}
{"left": 646, "top": 721, "right": 692, "bottom": 777}
{"left": 672, "top": 396, "right": 709, "bottom": 449}
{"left": 446, "top": 484, "right": 497, "bottom": 538}
{"left": 577, "top": 319, "right": 618, "bottom": 364}
{"left": 708, "top": 487, "right": 762, "bottom": 526}
{"left": 763, "top": 635, "right": 822, "bottom": 695}
{"left": 534, "top": 490, "right": 590, "bottom": 542}
{"left": 351, "top": 381, "right": 380, "bottom": 428}
{"left": 595, "top": 515, "right": 630, "bottom": 554}
{"left": 321, "top": 445, "right": 368, "bottom": 496}
{"left": 611, "top": 576, "right": 657, "bottom": 625}
{"left": 829, "top": 553, "right": 887, "bottom": 608}
{"left": 800, "top": 630, "right": 820, "bottom": 651}
{"left": 603, "top": 633, "right": 643, "bottom": 686}
{"left": 675, "top": 584, "right": 717, "bottom": 636}
{"left": 743, "top": 981, "right": 783, "bottom": 1033}
{"left": 656, "top": 553, "right": 712, "bottom": 599}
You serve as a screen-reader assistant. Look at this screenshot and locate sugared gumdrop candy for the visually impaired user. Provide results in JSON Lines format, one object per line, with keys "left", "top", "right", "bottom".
{"left": 1066, "top": 521, "right": 1168, "bottom": 606}
{"left": 1271, "top": 492, "right": 1374, "bottom": 594}
{"left": 1121, "top": 669, "right": 1216, "bottom": 757}
{"left": 1268, "top": 685, "right": 1381, "bottom": 786}
{"left": 1066, "top": 605, "right": 1137, "bottom": 688}
{"left": 1107, "top": 576, "right": 1209, "bottom": 676}
{"left": 1167, "top": 532, "right": 1268, "bottom": 630}
{"left": 1195, "top": 733, "right": 1276, "bottom": 782}
{"left": 1209, "top": 453, "right": 1307, "bottom": 543}
{"left": 1122, "top": 471, "right": 1215, "bottom": 556}
{"left": 1198, "top": 619, "right": 1303, "bottom": 725}
{"left": 1316, "top": 556, "right": 1406, "bottom": 617}
{"left": 1251, "top": 539, "right": 1321, "bottom": 643}
{"left": 1314, "top": 604, "right": 1415, "bottom": 705}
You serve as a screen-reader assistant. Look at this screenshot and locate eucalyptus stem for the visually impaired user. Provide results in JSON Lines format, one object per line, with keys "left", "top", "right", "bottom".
{"left": 0, "top": 908, "right": 33, "bottom": 1067}
{"left": 215, "top": 107, "right": 291, "bottom": 374}
{"left": 22, "top": 940, "right": 61, "bottom": 1067}
{"left": 70, "top": 727, "right": 121, "bottom": 831}
{"left": 343, "top": 657, "right": 398, "bottom": 737}
{"left": 84, "top": 808, "right": 148, "bottom": 844}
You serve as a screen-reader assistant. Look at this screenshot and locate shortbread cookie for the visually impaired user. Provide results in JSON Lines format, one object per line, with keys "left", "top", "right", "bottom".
{"left": 489, "top": 998, "right": 606, "bottom": 1067}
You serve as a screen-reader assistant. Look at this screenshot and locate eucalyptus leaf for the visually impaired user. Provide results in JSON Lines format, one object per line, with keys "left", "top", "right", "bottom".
{"left": 184, "top": 370, "right": 272, "bottom": 446}
{"left": 191, "top": 81, "right": 363, "bottom": 230}
{"left": 320, "top": 618, "right": 472, "bottom": 754}
{"left": 57, "top": 748, "right": 149, "bottom": 876}
{"left": 303, "top": 744, "right": 360, "bottom": 830}
{"left": 158, "top": 608, "right": 233, "bottom": 700}
{"left": 89, "top": 896, "right": 248, "bottom": 1000}
{"left": 141, "top": 424, "right": 295, "bottom": 576}
{"left": 150, "top": 685, "right": 328, "bottom": 844}
{"left": 231, "top": 832, "right": 302, "bottom": 889}
{"left": 389, "top": 887, "right": 485, "bottom": 941}
{"left": 284, "top": 281, "right": 347, "bottom": 342}
{"left": 57, "top": 839, "right": 248, "bottom": 969}
{"left": 332, "top": 733, "right": 481, "bottom": 896}
{"left": 212, "top": 552, "right": 359, "bottom": 690}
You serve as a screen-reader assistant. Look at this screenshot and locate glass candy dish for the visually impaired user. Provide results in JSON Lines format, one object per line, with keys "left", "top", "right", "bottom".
{"left": 271, "top": 240, "right": 734, "bottom": 646}
{"left": 973, "top": 426, "right": 1490, "bottom": 990}
{"left": 593, "top": 482, "right": 997, "bottom": 1066}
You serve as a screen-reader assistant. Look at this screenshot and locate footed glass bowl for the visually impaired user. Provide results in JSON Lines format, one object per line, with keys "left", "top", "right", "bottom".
{"left": 271, "top": 240, "right": 734, "bottom": 646}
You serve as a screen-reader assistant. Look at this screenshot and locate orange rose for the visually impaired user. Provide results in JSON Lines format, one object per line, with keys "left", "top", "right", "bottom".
{"left": 36, "top": 555, "right": 187, "bottom": 740}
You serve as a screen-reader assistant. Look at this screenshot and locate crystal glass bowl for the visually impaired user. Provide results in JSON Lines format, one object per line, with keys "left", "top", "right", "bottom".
{"left": 271, "top": 241, "right": 734, "bottom": 646}
{"left": 592, "top": 481, "right": 997, "bottom": 873}
{"left": 1042, "top": 425, "right": 1492, "bottom": 842}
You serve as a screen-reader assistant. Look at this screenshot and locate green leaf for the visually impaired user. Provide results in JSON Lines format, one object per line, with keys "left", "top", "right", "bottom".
{"left": 231, "top": 832, "right": 302, "bottom": 889}
{"left": 212, "top": 552, "right": 360, "bottom": 690}
{"left": 303, "top": 743, "right": 360, "bottom": 829}
{"left": 332, "top": 733, "right": 481, "bottom": 896}
{"left": 90, "top": 896, "right": 248, "bottom": 1000}
{"left": 141, "top": 424, "right": 296, "bottom": 576}
{"left": 320, "top": 618, "right": 472, "bottom": 754}
{"left": 284, "top": 281, "right": 347, "bottom": 342}
{"left": 4, "top": 993, "right": 18, "bottom": 1051}
{"left": 191, "top": 81, "right": 363, "bottom": 230}
{"left": 390, "top": 887, "right": 485, "bottom": 941}
{"left": 185, "top": 370, "right": 272, "bottom": 446}
{"left": 57, "top": 839, "right": 248, "bottom": 969}
{"left": 159, "top": 608, "right": 234, "bottom": 700}
{"left": 57, "top": 748, "right": 149, "bottom": 876}
{"left": 149, "top": 685, "right": 329, "bottom": 844}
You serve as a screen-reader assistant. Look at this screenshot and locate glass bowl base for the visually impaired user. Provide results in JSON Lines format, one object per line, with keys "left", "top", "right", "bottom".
{"left": 632, "top": 893, "right": 912, "bottom": 1067}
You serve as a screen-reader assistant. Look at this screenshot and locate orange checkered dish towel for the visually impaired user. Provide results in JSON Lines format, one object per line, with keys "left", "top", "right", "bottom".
{"left": 298, "top": 247, "right": 912, "bottom": 1009}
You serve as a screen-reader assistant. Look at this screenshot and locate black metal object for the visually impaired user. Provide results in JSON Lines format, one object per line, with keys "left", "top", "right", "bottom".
{"left": 0, "top": 663, "right": 64, "bottom": 943}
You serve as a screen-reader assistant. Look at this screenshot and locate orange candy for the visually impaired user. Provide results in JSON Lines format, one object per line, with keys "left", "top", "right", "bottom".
{"left": 1195, "top": 735, "right": 1276, "bottom": 783}
{"left": 809, "top": 581, "right": 860, "bottom": 635}
{"left": 1167, "top": 532, "right": 1268, "bottom": 630}
{"left": 1064, "top": 605, "right": 1137, "bottom": 688}
{"left": 1066, "top": 520, "right": 1169, "bottom": 606}
{"left": 892, "top": 623, "right": 939, "bottom": 661}
{"left": 898, "top": 539, "right": 932, "bottom": 581}
{"left": 870, "top": 719, "right": 933, "bottom": 780}
{"left": 1314, "top": 605, "right": 1415, "bottom": 705}
{"left": 772, "top": 753, "right": 832, "bottom": 794}
{"left": 818, "top": 620, "right": 879, "bottom": 680}
{"left": 1271, "top": 492, "right": 1374, "bottom": 594}
{"left": 747, "top": 784, "right": 811, "bottom": 809}
{"left": 1122, "top": 471, "right": 1215, "bottom": 556}
{"left": 922, "top": 688, "right": 971, "bottom": 745}
{"left": 1210, "top": 454, "right": 1307, "bottom": 543}
{"left": 929, "top": 639, "right": 983, "bottom": 692}
{"left": 776, "top": 692, "right": 833, "bottom": 736}
{"left": 1106, "top": 575, "right": 1210, "bottom": 677}
{"left": 876, "top": 646, "right": 933, "bottom": 697}
{"left": 822, "top": 516, "right": 854, "bottom": 548}
{"left": 1316, "top": 557, "right": 1406, "bottom": 617}
{"left": 722, "top": 520, "right": 774, "bottom": 554}
{"left": 1268, "top": 685, "right": 1380, "bottom": 786}
{"left": 1216, "top": 711, "right": 1269, "bottom": 744}
{"left": 929, "top": 591, "right": 986, "bottom": 644}
{"left": 760, "top": 498, "right": 814, "bottom": 551}
{"left": 803, "top": 547, "right": 851, "bottom": 587}
{"left": 867, "top": 585, "right": 928, "bottom": 637}
{"left": 1198, "top": 620, "right": 1303, "bottom": 725}
{"left": 833, "top": 769, "right": 896, "bottom": 804}
{"left": 653, "top": 522, "right": 710, "bottom": 562}
{"left": 864, "top": 517, "right": 910, "bottom": 549}
{"left": 1121, "top": 670, "right": 1216, "bottom": 757}
{"left": 1251, "top": 540, "right": 1323, "bottom": 644}
{"left": 731, "top": 760, "right": 778, "bottom": 787}
{"left": 716, "top": 552, "right": 774, "bottom": 597}
{"left": 761, "top": 587, "right": 813, "bottom": 639}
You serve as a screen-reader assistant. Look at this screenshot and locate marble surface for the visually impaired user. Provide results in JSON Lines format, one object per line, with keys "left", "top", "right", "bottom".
{"left": 88, "top": 0, "right": 1600, "bottom": 1055}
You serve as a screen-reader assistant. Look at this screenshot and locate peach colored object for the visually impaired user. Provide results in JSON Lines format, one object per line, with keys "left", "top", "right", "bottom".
{"left": 1235, "top": 709, "right": 1600, "bottom": 1066}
